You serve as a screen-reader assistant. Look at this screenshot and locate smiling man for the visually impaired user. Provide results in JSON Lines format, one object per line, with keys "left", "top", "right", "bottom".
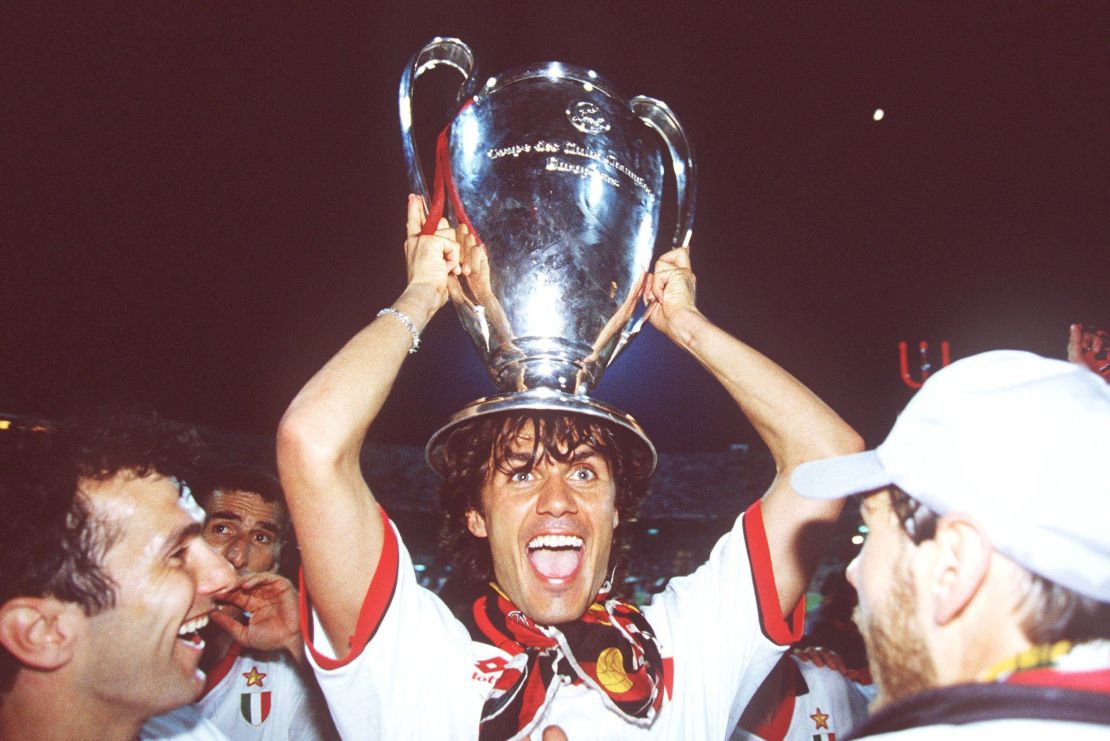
{"left": 143, "top": 462, "right": 338, "bottom": 740}
{"left": 0, "top": 411, "right": 236, "bottom": 741}
{"left": 277, "top": 197, "right": 861, "bottom": 738}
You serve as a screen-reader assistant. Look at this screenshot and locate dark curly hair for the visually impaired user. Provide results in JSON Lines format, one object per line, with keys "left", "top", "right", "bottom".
{"left": 0, "top": 407, "right": 204, "bottom": 690}
{"left": 436, "top": 411, "right": 653, "bottom": 592}
{"left": 190, "top": 462, "right": 288, "bottom": 535}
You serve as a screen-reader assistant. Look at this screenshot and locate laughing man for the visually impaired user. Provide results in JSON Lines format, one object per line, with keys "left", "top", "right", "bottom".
{"left": 0, "top": 412, "right": 236, "bottom": 741}
{"left": 277, "top": 197, "right": 862, "bottom": 738}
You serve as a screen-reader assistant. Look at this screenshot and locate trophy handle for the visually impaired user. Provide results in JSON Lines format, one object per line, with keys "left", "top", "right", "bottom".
{"left": 398, "top": 37, "right": 480, "bottom": 213}
{"left": 629, "top": 96, "right": 697, "bottom": 251}
{"left": 611, "top": 97, "right": 698, "bottom": 358}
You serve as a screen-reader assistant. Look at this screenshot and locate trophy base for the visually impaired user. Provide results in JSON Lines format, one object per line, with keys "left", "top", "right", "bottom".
{"left": 425, "top": 388, "right": 656, "bottom": 477}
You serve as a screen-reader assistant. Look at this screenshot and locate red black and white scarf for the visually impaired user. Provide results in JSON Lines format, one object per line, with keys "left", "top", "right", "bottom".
{"left": 469, "top": 582, "right": 665, "bottom": 741}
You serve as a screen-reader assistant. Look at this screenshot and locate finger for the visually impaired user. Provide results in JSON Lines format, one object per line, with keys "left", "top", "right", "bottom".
{"left": 406, "top": 194, "right": 425, "bottom": 236}
{"left": 668, "top": 246, "right": 692, "bottom": 269}
{"left": 1091, "top": 329, "right": 1106, "bottom": 355}
{"left": 217, "top": 589, "right": 253, "bottom": 610}
{"left": 251, "top": 572, "right": 292, "bottom": 590}
{"left": 1068, "top": 324, "right": 1083, "bottom": 362}
{"left": 412, "top": 234, "right": 455, "bottom": 258}
{"left": 650, "top": 270, "right": 670, "bottom": 304}
{"left": 542, "top": 726, "right": 569, "bottom": 741}
{"left": 209, "top": 609, "right": 249, "bottom": 642}
{"left": 654, "top": 247, "right": 690, "bottom": 271}
{"left": 443, "top": 240, "right": 462, "bottom": 276}
{"left": 237, "top": 572, "right": 279, "bottom": 591}
{"left": 435, "top": 226, "right": 460, "bottom": 242}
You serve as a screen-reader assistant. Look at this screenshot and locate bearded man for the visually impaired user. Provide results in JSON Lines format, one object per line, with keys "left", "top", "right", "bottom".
{"left": 792, "top": 350, "right": 1110, "bottom": 737}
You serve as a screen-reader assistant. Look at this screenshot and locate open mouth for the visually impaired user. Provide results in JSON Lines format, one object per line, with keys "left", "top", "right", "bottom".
{"left": 527, "top": 534, "right": 584, "bottom": 580}
{"left": 177, "top": 614, "right": 209, "bottom": 651}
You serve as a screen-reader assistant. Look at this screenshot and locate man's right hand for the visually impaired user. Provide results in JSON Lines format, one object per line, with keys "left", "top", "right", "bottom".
{"left": 276, "top": 195, "right": 470, "bottom": 654}
{"left": 210, "top": 572, "right": 306, "bottom": 665}
{"left": 400, "top": 194, "right": 464, "bottom": 323}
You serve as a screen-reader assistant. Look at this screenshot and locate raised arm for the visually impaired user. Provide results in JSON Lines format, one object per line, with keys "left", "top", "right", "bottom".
{"left": 645, "top": 248, "right": 863, "bottom": 614}
{"left": 276, "top": 195, "right": 462, "bottom": 650}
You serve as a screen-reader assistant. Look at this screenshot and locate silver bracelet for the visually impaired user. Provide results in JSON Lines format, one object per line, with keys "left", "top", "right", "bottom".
{"left": 376, "top": 307, "right": 421, "bottom": 354}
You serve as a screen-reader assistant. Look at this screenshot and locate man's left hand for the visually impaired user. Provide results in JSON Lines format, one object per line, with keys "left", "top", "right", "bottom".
{"left": 644, "top": 247, "right": 700, "bottom": 343}
{"left": 1067, "top": 323, "right": 1110, "bottom": 382}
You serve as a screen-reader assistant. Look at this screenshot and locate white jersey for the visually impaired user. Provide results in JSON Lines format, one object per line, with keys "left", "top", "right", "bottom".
{"left": 195, "top": 644, "right": 335, "bottom": 740}
{"left": 303, "top": 501, "right": 798, "bottom": 739}
{"left": 141, "top": 703, "right": 230, "bottom": 741}
{"left": 730, "top": 654, "right": 870, "bottom": 740}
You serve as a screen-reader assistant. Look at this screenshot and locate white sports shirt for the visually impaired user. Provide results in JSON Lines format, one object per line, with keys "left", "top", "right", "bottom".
{"left": 730, "top": 654, "right": 870, "bottom": 740}
{"left": 194, "top": 644, "right": 335, "bottom": 740}
{"left": 302, "top": 501, "right": 800, "bottom": 739}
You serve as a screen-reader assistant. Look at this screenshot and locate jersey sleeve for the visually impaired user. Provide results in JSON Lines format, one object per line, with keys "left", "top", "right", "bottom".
{"left": 646, "top": 499, "right": 804, "bottom": 738}
{"left": 299, "top": 507, "right": 485, "bottom": 738}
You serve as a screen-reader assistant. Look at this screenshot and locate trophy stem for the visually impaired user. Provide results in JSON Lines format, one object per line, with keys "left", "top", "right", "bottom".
{"left": 489, "top": 338, "right": 601, "bottom": 394}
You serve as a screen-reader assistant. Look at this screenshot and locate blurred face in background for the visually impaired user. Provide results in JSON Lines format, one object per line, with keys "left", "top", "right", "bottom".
{"left": 201, "top": 489, "right": 285, "bottom": 575}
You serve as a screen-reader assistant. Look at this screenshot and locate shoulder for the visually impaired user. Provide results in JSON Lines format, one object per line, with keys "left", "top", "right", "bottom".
{"left": 141, "top": 704, "right": 232, "bottom": 741}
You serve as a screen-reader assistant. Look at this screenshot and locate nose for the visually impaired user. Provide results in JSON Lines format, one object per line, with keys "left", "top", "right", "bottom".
{"left": 224, "top": 533, "right": 249, "bottom": 571}
{"left": 536, "top": 476, "right": 577, "bottom": 518}
{"left": 196, "top": 540, "right": 237, "bottom": 597}
{"left": 845, "top": 553, "right": 860, "bottom": 588}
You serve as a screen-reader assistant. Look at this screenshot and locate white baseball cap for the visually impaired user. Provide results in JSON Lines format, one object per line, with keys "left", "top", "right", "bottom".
{"left": 792, "top": 350, "right": 1110, "bottom": 603}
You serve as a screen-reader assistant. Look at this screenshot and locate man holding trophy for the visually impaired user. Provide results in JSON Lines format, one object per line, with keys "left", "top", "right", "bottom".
{"left": 277, "top": 40, "right": 862, "bottom": 739}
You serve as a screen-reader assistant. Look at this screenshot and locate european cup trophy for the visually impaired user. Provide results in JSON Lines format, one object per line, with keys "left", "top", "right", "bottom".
{"left": 399, "top": 38, "right": 696, "bottom": 473}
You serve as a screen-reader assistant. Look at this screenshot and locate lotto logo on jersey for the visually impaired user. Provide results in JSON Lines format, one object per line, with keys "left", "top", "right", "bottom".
{"left": 240, "top": 691, "right": 272, "bottom": 725}
{"left": 472, "top": 656, "right": 508, "bottom": 685}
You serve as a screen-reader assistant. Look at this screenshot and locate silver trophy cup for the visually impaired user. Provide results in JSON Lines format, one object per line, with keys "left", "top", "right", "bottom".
{"left": 400, "top": 38, "right": 696, "bottom": 474}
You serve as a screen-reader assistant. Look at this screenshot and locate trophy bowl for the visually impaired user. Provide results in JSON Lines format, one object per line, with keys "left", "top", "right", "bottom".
{"left": 400, "top": 38, "right": 696, "bottom": 475}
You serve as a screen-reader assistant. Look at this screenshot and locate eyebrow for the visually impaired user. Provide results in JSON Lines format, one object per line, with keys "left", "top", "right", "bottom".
{"left": 164, "top": 521, "right": 204, "bottom": 555}
{"left": 206, "top": 511, "right": 281, "bottom": 533}
{"left": 505, "top": 452, "right": 537, "bottom": 468}
{"left": 567, "top": 447, "right": 601, "bottom": 463}
{"left": 504, "top": 447, "right": 601, "bottom": 468}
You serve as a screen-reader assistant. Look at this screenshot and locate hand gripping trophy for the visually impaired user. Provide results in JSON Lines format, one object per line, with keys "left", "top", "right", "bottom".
{"left": 272, "top": 38, "right": 857, "bottom": 740}
{"left": 398, "top": 37, "right": 697, "bottom": 472}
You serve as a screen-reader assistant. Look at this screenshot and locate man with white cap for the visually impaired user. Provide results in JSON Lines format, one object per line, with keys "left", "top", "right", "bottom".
{"left": 791, "top": 350, "right": 1110, "bottom": 738}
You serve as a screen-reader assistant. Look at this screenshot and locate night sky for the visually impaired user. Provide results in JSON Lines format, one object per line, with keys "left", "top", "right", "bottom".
{"left": 4, "top": 3, "right": 1107, "bottom": 452}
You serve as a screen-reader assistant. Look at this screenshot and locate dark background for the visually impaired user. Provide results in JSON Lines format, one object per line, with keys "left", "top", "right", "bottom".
{"left": 4, "top": 2, "right": 1107, "bottom": 452}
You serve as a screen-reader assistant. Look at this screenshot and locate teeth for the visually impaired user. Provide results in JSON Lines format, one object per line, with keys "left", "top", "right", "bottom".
{"left": 178, "top": 614, "right": 210, "bottom": 636}
{"left": 528, "top": 534, "right": 584, "bottom": 550}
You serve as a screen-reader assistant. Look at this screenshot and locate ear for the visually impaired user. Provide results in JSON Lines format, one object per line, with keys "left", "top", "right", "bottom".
{"left": 929, "top": 516, "right": 991, "bottom": 626}
{"left": 0, "top": 597, "right": 84, "bottom": 671}
{"left": 466, "top": 509, "right": 488, "bottom": 538}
